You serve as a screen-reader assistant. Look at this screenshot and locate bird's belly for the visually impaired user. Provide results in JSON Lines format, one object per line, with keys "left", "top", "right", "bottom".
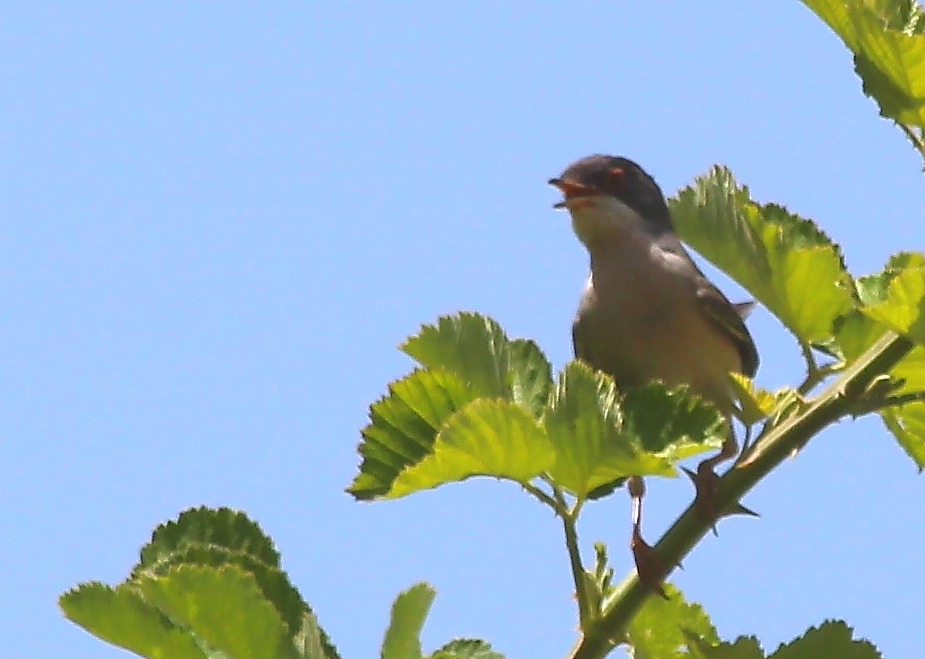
{"left": 577, "top": 298, "right": 740, "bottom": 407}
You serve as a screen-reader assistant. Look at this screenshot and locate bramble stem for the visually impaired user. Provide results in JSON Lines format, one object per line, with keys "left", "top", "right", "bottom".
{"left": 566, "top": 331, "right": 914, "bottom": 659}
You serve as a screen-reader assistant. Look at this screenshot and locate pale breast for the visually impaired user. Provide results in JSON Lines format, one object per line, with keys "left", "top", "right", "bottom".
{"left": 574, "top": 241, "right": 742, "bottom": 408}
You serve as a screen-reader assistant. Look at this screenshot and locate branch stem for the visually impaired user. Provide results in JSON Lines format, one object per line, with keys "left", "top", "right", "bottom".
{"left": 552, "top": 489, "right": 593, "bottom": 629}
{"left": 523, "top": 481, "right": 559, "bottom": 510}
{"left": 566, "top": 331, "right": 914, "bottom": 659}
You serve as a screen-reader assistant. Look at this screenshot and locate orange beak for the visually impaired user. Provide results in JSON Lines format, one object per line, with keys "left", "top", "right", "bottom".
{"left": 548, "top": 178, "right": 596, "bottom": 209}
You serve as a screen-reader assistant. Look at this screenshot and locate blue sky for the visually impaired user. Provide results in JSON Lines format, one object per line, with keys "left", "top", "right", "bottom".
{"left": 2, "top": 2, "right": 923, "bottom": 658}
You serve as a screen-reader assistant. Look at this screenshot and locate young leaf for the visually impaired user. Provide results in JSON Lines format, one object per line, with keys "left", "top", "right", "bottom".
{"left": 802, "top": 0, "right": 925, "bottom": 126}
{"left": 727, "top": 374, "right": 793, "bottom": 425}
{"left": 669, "top": 167, "right": 855, "bottom": 346}
{"left": 381, "top": 583, "right": 436, "bottom": 659}
{"left": 387, "top": 399, "right": 555, "bottom": 497}
{"left": 431, "top": 639, "right": 505, "bottom": 659}
{"left": 582, "top": 542, "right": 616, "bottom": 619}
{"left": 59, "top": 582, "right": 206, "bottom": 659}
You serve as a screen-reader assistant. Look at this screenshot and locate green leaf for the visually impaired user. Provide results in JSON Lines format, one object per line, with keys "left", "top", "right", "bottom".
{"left": 401, "top": 313, "right": 554, "bottom": 416}
{"left": 685, "top": 633, "right": 765, "bottom": 659}
{"left": 140, "top": 542, "right": 312, "bottom": 640}
{"left": 836, "top": 311, "right": 925, "bottom": 468}
{"left": 63, "top": 511, "right": 339, "bottom": 659}
{"left": 350, "top": 313, "right": 555, "bottom": 500}
{"left": 387, "top": 399, "right": 554, "bottom": 497}
{"left": 544, "top": 362, "right": 653, "bottom": 496}
{"left": 860, "top": 263, "right": 925, "bottom": 347}
{"left": 625, "top": 582, "right": 719, "bottom": 659}
{"left": 855, "top": 251, "right": 925, "bottom": 305}
{"left": 728, "top": 374, "right": 794, "bottom": 425}
{"left": 543, "top": 363, "right": 722, "bottom": 497}
{"left": 669, "top": 166, "right": 855, "bottom": 346}
{"left": 127, "top": 507, "right": 332, "bottom": 646}
{"left": 841, "top": 254, "right": 925, "bottom": 358}
{"left": 802, "top": 0, "right": 925, "bottom": 126}
{"left": 866, "top": 0, "right": 925, "bottom": 34}
{"left": 401, "top": 313, "right": 512, "bottom": 399}
{"left": 293, "top": 612, "right": 342, "bottom": 659}
{"left": 60, "top": 582, "right": 207, "bottom": 659}
{"left": 348, "top": 368, "right": 477, "bottom": 500}
{"left": 621, "top": 384, "right": 726, "bottom": 461}
{"left": 581, "top": 542, "right": 616, "bottom": 619}
{"left": 135, "top": 506, "right": 281, "bottom": 574}
{"left": 769, "top": 620, "right": 881, "bottom": 659}
{"left": 834, "top": 311, "right": 890, "bottom": 360}
{"left": 882, "top": 401, "right": 925, "bottom": 469}
{"left": 136, "top": 564, "right": 295, "bottom": 659}
{"left": 431, "top": 639, "right": 505, "bottom": 659}
{"left": 508, "top": 337, "right": 554, "bottom": 417}
{"left": 381, "top": 583, "right": 436, "bottom": 659}
{"left": 835, "top": 254, "right": 925, "bottom": 469}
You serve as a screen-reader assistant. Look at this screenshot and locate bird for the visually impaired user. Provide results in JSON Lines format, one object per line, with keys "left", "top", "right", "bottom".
{"left": 548, "top": 154, "right": 759, "bottom": 594}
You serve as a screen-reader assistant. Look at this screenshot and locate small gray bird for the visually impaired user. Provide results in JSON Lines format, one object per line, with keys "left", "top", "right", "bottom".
{"left": 549, "top": 154, "right": 759, "bottom": 591}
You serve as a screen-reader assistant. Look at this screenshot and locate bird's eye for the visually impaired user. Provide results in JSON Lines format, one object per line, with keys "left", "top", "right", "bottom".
{"left": 606, "top": 167, "right": 624, "bottom": 191}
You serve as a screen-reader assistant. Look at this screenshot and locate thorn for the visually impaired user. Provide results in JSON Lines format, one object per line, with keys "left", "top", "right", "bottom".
{"left": 723, "top": 502, "right": 760, "bottom": 519}
{"left": 682, "top": 466, "right": 759, "bottom": 533}
{"left": 630, "top": 526, "right": 668, "bottom": 600}
{"left": 682, "top": 466, "right": 719, "bottom": 534}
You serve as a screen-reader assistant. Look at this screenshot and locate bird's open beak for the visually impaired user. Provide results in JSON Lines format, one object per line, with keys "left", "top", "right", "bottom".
{"left": 548, "top": 178, "right": 595, "bottom": 209}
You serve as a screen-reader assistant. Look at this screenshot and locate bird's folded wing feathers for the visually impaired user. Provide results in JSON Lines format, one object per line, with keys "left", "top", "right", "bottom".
{"left": 695, "top": 283, "right": 760, "bottom": 378}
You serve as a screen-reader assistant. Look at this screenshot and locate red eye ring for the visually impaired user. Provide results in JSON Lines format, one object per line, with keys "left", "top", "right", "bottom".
{"left": 606, "top": 167, "right": 625, "bottom": 190}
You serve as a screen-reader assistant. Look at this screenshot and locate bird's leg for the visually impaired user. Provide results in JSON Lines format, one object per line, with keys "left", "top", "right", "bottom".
{"left": 735, "top": 423, "right": 755, "bottom": 464}
{"left": 627, "top": 475, "right": 668, "bottom": 599}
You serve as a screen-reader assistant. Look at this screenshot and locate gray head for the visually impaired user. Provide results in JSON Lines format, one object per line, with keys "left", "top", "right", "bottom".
{"left": 549, "top": 154, "right": 675, "bottom": 246}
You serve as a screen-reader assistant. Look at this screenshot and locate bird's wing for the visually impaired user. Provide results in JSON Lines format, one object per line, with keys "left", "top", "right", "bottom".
{"left": 571, "top": 312, "right": 592, "bottom": 363}
{"left": 571, "top": 277, "right": 598, "bottom": 365}
{"left": 655, "top": 233, "right": 760, "bottom": 378}
{"left": 695, "top": 281, "right": 760, "bottom": 378}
